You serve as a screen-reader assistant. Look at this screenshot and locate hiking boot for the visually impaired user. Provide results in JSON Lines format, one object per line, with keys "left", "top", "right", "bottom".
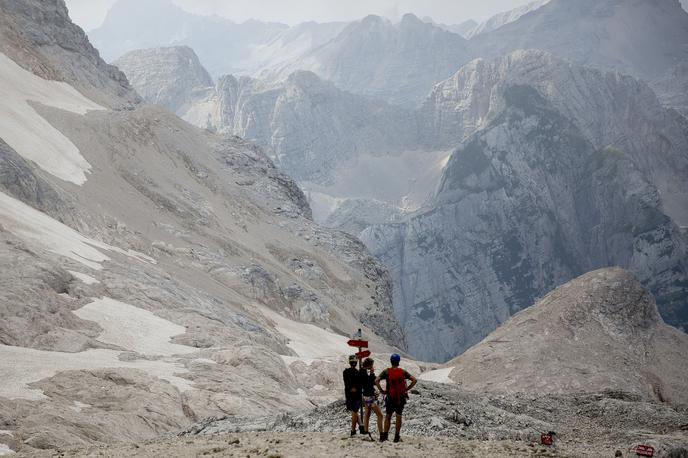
{"left": 380, "top": 432, "right": 388, "bottom": 442}
{"left": 350, "top": 429, "right": 356, "bottom": 437}
{"left": 393, "top": 433, "right": 401, "bottom": 443}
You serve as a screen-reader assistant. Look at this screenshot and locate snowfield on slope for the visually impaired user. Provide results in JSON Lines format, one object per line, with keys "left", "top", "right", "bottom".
{"left": 73, "top": 297, "right": 196, "bottom": 356}
{"left": 0, "top": 53, "right": 105, "bottom": 185}
{"left": 0, "top": 344, "right": 193, "bottom": 400}
{"left": 0, "top": 190, "right": 154, "bottom": 270}
{"left": 419, "top": 367, "right": 455, "bottom": 384}
{"left": 261, "top": 307, "right": 351, "bottom": 360}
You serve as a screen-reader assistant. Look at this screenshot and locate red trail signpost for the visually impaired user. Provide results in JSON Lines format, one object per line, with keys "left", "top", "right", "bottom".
{"left": 347, "top": 329, "right": 368, "bottom": 434}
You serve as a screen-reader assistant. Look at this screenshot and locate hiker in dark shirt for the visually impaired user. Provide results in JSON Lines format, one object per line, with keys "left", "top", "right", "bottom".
{"left": 343, "top": 354, "right": 362, "bottom": 436}
{"left": 375, "top": 353, "right": 417, "bottom": 443}
{"left": 361, "top": 357, "right": 384, "bottom": 441}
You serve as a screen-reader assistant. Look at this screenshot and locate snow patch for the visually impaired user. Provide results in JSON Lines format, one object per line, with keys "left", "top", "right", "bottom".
{"left": 74, "top": 297, "right": 196, "bottom": 356}
{"left": 0, "top": 191, "right": 154, "bottom": 270}
{"left": 0, "top": 444, "right": 14, "bottom": 456}
{"left": 419, "top": 367, "right": 455, "bottom": 384}
{"left": 0, "top": 52, "right": 105, "bottom": 185}
{"left": 0, "top": 344, "right": 192, "bottom": 400}
{"left": 68, "top": 271, "right": 100, "bottom": 285}
{"left": 261, "top": 307, "right": 350, "bottom": 360}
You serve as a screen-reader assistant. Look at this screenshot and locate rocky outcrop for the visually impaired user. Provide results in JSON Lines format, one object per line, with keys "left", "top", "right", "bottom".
{"left": 0, "top": 0, "right": 139, "bottom": 108}
{"left": 324, "top": 198, "right": 407, "bottom": 237}
{"left": 114, "top": 46, "right": 213, "bottom": 113}
{"left": 445, "top": 268, "right": 688, "bottom": 406}
{"left": 363, "top": 84, "right": 688, "bottom": 362}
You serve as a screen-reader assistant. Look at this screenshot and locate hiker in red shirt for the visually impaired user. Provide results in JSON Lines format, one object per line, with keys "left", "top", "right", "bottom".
{"left": 375, "top": 353, "right": 417, "bottom": 443}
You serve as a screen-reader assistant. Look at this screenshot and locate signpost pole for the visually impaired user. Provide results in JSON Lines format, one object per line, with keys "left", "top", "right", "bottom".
{"left": 347, "top": 330, "right": 369, "bottom": 435}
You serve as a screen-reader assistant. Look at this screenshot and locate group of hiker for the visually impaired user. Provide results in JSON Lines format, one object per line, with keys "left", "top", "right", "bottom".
{"left": 343, "top": 353, "right": 417, "bottom": 443}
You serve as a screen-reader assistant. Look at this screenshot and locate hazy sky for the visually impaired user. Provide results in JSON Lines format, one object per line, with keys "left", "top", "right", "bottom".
{"left": 65, "top": 0, "right": 542, "bottom": 31}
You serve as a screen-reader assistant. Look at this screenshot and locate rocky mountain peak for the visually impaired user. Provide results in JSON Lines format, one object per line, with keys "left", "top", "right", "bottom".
{"left": 0, "top": 0, "right": 139, "bottom": 108}
{"left": 114, "top": 46, "right": 213, "bottom": 112}
{"left": 445, "top": 268, "right": 688, "bottom": 405}
{"left": 541, "top": 268, "right": 663, "bottom": 337}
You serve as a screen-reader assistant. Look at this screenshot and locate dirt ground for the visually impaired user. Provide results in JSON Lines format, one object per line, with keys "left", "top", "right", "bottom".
{"left": 17, "top": 431, "right": 567, "bottom": 457}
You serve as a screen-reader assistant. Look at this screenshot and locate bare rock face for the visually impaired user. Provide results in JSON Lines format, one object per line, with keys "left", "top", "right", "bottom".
{"left": 363, "top": 84, "right": 688, "bottom": 362}
{"left": 0, "top": 0, "right": 139, "bottom": 108}
{"left": 446, "top": 268, "right": 688, "bottom": 406}
{"left": 420, "top": 50, "right": 688, "bottom": 226}
{"left": 114, "top": 46, "right": 213, "bottom": 113}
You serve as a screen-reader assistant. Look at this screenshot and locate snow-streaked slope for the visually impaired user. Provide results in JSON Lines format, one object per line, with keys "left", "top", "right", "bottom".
{"left": 261, "top": 307, "right": 350, "bottom": 360}
{"left": 0, "top": 344, "right": 193, "bottom": 400}
{"left": 0, "top": 53, "right": 105, "bottom": 185}
{"left": 0, "top": 190, "right": 153, "bottom": 270}
{"left": 73, "top": 298, "right": 196, "bottom": 356}
{"left": 419, "top": 367, "right": 454, "bottom": 384}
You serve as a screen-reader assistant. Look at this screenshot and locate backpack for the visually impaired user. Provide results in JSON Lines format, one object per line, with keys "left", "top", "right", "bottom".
{"left": 387, "top": 367, "right": 407, "bottom": 403}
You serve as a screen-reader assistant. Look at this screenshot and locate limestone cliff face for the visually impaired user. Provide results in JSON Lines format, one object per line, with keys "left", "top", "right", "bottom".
{"left": 114, "top": 46, "right": 213, "bottom": 113}
{"left": 420, "top": 50, "right": 688, "bottom": 226}
{"left": 446, "top": 268, "right": 688, "bottom": 406}
{"left": 0, "top": 0, "right": 139, "bottom": 108}
{"left": 363, "top": 85, "right": 688, "bottom": 362}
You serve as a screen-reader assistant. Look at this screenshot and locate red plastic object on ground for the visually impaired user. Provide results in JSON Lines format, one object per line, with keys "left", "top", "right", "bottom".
{"left": 540, "top": 432, "right": 554, "bottom": 446}
{"left": 634, "top": 445, "right": 655, "bottom": 457}
{"left": 347, "top": 339, "right": 368, "bottom": 348}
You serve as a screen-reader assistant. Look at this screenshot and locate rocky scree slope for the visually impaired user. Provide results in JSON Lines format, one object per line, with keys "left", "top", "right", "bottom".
{"left": 0, "top": 0, "right": 404, "bottom": 452}
{"left": 363, "top": 83, "right": 688, "bottom": 362}
{"left": 445, "top": 268, "right": 688, "bottom": 406}
{"left": 182, "top": 270, "right": 688, "bottom": 456}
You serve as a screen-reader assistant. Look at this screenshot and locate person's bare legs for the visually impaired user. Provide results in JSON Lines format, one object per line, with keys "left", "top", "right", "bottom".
{"left": 351, "top": 411, "right": 359, "bottom": 432}
{"left": 363, "top": 405, "right": 371, "bottom": 433}
{"left": 373, "top": 404, "right": 383, "bottom": 434}
{"left": 383, "top": 413, "right": 392, "bottom": 433}
{"left": 392, "top": 414, "right": 403, "bottom": 442}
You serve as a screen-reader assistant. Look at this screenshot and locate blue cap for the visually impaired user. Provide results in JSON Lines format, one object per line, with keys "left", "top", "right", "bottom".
{"left": 390, "top": 353, "right": 401, "bottom": 364}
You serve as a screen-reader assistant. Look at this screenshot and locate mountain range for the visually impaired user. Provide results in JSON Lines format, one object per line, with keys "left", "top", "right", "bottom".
{"left": 1, "top": 0, "right": 688, "bottom": 453}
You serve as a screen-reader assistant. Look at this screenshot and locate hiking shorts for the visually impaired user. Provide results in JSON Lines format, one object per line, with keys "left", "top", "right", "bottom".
{"left": 346, "top": 397, "right": 361, "bottom": 412}
{"left": 363, "top": 395, "right": 378, "bottom": 408}
{"left": 384, "top": 396, "right": 406, "bottom": 416}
